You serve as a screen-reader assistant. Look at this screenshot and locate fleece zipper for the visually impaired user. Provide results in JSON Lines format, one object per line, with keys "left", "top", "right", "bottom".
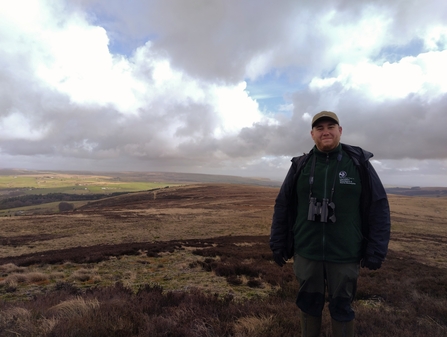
{"left": 322, "top": 153, "right": 330, "bottom": 260}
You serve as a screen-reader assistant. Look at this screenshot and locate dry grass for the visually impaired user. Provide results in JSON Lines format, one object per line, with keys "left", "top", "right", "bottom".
{"left": 387, "top": 194, "right": 447, "bottom": 268}
{"left": 0, "top": 271, "right": 49, "bottom": 287}
{"left": 1, "top": 186, "right": 447, "bottom": 303}
{"left": 0, "top": 184, "right": 446, "bottom": 336}
{"left": 0, "top": 184, "right": 273, "bottom": 258}
{"left": 47, "top": 296, "right": 100, "bottom": 318}
{"left": 0, "top": 185, "right": 278, "bottom": 302}
{"left": 0, "top": 263, "right": 26, "bottom": 273}
{"left": 234, "top": 314, "right": 275, "bottom": 336}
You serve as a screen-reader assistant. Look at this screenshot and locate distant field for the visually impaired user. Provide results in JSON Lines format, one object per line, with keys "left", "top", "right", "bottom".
{"left": 0, "top": 171, "right": 183, "bottom": 216}
{"left": 0, "top": 169, "right": 279, "bottom": 216}
{"left": 0, "top": 169, "right": 280, "bottom": 187}
{"left": 0, "top": 173, "right": 175, "bottom": 196}
{"left": 386, "top": 186, "right": 447, "bottom": 197}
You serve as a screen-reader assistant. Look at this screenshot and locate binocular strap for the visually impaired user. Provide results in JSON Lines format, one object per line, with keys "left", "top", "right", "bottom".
{"left": 308, "top": 151, "right": 342, "bottom": 205}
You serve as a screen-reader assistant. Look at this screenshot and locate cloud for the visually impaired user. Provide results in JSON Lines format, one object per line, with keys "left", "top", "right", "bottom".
{"left": 311, "top": 51, "right": 447, "bottom": 100}
{"left": 1, "top": 0, "right": 447, "bottom": 186}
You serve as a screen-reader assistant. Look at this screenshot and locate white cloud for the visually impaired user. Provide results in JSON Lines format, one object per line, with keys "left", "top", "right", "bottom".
{"left": 0, "top": 109, "right": 46, "bottom": 140}
{"left": 423, "top": 25, "right": 447, "bottom": 51}
{"left": 310, "top": 50, "right": 447, "bottom": 101}
{"left": 245, "top": 51, "right": 275, "bottom": 81}
{"left": 210, "top": 82, "right": 266, "bottom": 136}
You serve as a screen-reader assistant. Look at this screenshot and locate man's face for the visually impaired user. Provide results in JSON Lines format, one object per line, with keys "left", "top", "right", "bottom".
{"left": 311, "top": 119, "right": 342, "bottom": 152}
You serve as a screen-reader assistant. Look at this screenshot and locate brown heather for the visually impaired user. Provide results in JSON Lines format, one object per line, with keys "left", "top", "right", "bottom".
{"left": 0, "top": 183, "right": 446, "bottom": 336}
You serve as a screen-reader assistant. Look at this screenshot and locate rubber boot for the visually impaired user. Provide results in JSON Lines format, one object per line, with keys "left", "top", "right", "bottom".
{"left": 331, "top": 319, "right": 354, "bottom": 337}
{"left": 300, "top": 311, "right": 322, "bottom": 337}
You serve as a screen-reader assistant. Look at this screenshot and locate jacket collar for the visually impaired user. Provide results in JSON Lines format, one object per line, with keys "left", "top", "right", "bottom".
{"left": 313, "top": 143, "right": 342, "bottom": 158}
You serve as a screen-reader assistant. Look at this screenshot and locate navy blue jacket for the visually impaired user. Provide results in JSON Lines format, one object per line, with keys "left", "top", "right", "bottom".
{"left": 269, "top": 143, "right": 391, "bottom": 262}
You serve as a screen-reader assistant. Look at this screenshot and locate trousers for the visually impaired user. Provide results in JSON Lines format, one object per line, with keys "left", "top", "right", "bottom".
{"left": 293, "top": 255, "right": 359, "bottom": 322}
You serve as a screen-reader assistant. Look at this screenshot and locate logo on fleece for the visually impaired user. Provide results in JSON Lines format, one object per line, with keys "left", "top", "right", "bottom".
{"left": 339, "top": 171, "right": 356, "bottom": 185}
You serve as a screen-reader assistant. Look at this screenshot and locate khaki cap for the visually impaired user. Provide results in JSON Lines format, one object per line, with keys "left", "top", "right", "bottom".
{"left": 311, "top": 111, "right": 339, "bottom": 127}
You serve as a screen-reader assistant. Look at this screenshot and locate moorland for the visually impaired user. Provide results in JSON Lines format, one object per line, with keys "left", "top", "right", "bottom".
{"left": 0, "top": 170, "right": 446, "bottom": 336}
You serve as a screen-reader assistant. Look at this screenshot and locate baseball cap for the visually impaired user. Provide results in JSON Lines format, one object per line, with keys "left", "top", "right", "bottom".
{"left": 311, "top": 111, "right": 339, "bottom": 127}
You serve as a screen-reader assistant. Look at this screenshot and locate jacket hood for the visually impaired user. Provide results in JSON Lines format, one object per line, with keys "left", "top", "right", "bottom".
{"left": 341, "top": 143, "right": 373, "bottom": 163}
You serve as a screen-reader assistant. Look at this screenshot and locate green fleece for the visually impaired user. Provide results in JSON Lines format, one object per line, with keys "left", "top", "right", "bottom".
{"left": 293, "top": 144, "right": 363, "bottom": 263}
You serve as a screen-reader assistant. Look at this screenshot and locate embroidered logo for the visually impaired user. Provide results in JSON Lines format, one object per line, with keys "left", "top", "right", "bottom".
{"left": 339, "top": 171, "right": 356, "bottom": 185}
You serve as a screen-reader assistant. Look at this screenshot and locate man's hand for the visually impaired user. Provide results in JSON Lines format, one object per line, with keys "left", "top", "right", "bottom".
{"left": 273, "top": 250, "right": 288, "bottom": 267}
{"left": 361, "top": 256, "right": 382, "bottom": 270}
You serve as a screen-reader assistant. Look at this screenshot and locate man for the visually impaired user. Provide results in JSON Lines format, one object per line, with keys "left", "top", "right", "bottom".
{"left": 269, "top": 111, "right": 390, "bottom": 337}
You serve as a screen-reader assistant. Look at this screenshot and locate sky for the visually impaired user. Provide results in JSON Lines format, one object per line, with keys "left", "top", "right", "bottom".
{"left": 1, "top": 0, "right": 447, "bottom": 187}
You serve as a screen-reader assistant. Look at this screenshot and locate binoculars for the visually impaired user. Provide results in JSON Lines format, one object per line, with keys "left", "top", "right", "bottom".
{"left": 307, "top": 197, "right": 336, "bottom": 223}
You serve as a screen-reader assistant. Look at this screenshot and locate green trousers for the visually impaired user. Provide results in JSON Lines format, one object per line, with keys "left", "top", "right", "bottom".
{"left": 293, "top": 255, "right": 359, "bottom": 322}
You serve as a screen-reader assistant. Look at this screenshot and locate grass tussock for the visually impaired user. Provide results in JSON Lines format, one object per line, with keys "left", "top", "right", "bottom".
{"left": 0, "top": 263, "right": 26, "bottom": 274}
{"left": 234, "top": 314, "right": 275, "bottom": 336}
{"left": 0, "top": 306, "right": 58, "bottom": 337}
{"left": 0, "top": 271, "right": 49, "bottom": 287}
{"left": 47, "top": 296, "right": 100, "bottom": 318}
{"left": 69, "top": 268, "right": 99, "bottom": 282}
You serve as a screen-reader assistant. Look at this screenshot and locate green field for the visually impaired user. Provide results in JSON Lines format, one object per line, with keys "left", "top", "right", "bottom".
{"left": 0, "top": 174, "right": 170, "bottom": 192}
{"left": 0, "top": 172, "right": 178, "bottom": 214}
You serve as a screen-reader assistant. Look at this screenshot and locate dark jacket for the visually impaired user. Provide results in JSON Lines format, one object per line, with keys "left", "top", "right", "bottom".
{"left": 269, "top": 143, "right": 391, "bottom": 262}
